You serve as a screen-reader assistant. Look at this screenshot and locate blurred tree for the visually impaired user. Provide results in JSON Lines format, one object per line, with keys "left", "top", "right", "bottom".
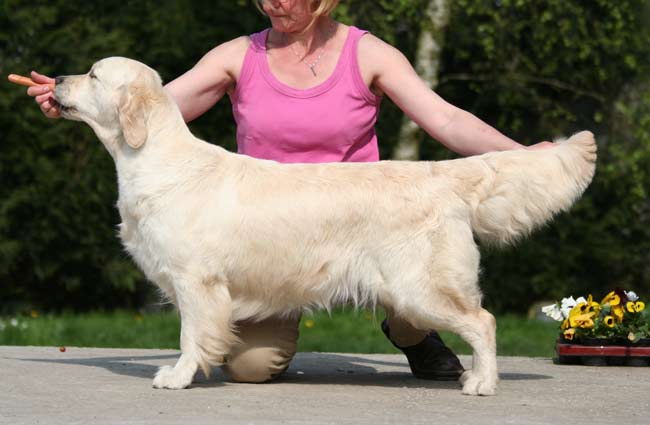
{"left": 0, "top": 0, "right": 425, "bottom": 312}
{"left": 0, "top": 0, "right": 264, "bottom": 312}
{"left": 429, "top": 0, "right": 650, "bottom": 311}
{"left": 392, "top": 0, "right": 451, "bottom": 161}
{"left": 1, "top": 0, "right": 648, "bottom": 313}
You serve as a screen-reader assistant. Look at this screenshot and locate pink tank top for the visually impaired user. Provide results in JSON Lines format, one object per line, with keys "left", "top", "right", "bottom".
{"left": 230, "top": 26, "right": 381, "bottom": 163}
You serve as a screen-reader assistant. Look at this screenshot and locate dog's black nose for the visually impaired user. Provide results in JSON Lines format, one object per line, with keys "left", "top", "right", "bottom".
{"left": 55, "top": 76, "right": 66, "bottom": 85}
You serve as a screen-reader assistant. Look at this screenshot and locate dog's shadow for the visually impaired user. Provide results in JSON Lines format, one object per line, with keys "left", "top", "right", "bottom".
{"left": 12, "top": 353, "right": 182, "bottom": 381}
{"left": 12, "top": 351, "right": 551, "bottom": 390}
{"left": 272, "top": 353, "right": 552, "bottom": 389}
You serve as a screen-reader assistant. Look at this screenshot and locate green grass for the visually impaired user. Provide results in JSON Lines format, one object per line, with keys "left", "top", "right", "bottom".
{"left": 296, "top": 309, "right": 560, "bottom": 357}
{"left": 0, "top": 309, "right": 560, "bottom": 357}
{"left": 0, "top": 310, "right": 181, "bottom": 349}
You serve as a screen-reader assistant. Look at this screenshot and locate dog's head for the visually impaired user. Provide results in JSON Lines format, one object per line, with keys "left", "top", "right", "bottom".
{"left": 54, "top": 57, "right": 165, "bottom": 153}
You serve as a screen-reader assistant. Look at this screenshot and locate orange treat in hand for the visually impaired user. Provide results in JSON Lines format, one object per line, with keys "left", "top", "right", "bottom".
{"left": 8, "top": 74, "right": 55, "bottom": 90}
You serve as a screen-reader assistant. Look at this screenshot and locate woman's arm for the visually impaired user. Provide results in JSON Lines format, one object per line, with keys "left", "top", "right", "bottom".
{"left": 359, "top": 35, "right": 548, "bottom": 156}
{"left": 164, "top": 36, "right": 249, "bottom": 123}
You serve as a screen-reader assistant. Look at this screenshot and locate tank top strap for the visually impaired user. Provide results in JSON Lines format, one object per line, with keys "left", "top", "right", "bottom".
{"left": 346, "top": 26, "right": 381, "bottom": 105}
{"left": 346, "top": 26, "right": 368, "bottom": 43}
{"left": 235, "top": 29, "right": 270, "bottom": 100}
{"left": 249, "top": 29, "right": 270, "bottom": 53}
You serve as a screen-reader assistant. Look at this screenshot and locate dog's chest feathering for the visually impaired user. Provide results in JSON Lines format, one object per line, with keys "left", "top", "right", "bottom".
{"left": 118, "top": 200, "right": 174, "bottom": 292}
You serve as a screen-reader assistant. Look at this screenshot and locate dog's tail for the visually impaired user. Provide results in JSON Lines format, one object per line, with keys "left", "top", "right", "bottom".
{"left": 442, "top": 131, "right": 597, "bottom": 245}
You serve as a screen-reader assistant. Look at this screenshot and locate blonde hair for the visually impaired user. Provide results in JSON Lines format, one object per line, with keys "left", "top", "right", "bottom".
{"left": 256, "top": 0, "right": 340, "bottom": 28}
{"left": 310, "top": 0, "right": 340, "bottom": 19}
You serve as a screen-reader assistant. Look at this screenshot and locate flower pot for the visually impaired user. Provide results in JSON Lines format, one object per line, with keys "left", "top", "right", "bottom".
{"left": 555, "top": 337, "right": 650, "bottom": 367}
{"left": 578, "top": 337, "right": 629, "bottom": 346}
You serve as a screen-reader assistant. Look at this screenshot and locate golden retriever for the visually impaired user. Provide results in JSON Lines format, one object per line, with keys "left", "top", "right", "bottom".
{"left": 52, "top": 57, "right": 596, "bottom": 395}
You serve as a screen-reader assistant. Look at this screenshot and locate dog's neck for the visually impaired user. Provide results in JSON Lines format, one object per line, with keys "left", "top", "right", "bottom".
{"left": 118, "top": 103, "right": 191, "bottom": 173}
{"left": 108, "top": 90, "right": 193, "bottom": 163}
{"left": 110, "top": 91, "right": 229, "bottom": 219}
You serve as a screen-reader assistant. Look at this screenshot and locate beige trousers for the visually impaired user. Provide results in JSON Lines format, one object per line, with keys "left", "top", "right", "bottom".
{"left": 221, "top": 311, "right": 427, "bottom": 383}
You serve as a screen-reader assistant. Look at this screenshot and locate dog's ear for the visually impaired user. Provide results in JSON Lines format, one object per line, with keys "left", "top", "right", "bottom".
{"left": 118, "top": 85, "right": 148, "bottom": 149}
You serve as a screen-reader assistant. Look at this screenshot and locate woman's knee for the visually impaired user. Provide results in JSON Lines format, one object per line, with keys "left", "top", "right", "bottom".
{"left": 222, "top": 345, "right": 295, "bottom": 383}
{"left": 384, "top": 306, "right": 429, "bottom": 347}
{"left": 221, "top": 316, "right": 299, "bottom": 383}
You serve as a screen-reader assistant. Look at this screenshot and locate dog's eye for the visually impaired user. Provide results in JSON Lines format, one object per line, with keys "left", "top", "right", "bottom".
{"left": 89, "top": 71, "right": 98, "bottom": 80}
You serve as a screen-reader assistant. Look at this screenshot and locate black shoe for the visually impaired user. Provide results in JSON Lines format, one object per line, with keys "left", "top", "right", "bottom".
{"left": 381, "top": 319, "right": 464, "bottom": 381}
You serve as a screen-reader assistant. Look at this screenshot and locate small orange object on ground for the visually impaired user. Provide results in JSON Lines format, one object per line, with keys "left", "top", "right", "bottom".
{"left": 59, "top": 346, "right": 66, "bottom": 353}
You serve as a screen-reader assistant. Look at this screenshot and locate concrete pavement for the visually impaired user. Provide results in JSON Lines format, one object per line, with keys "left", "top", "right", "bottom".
{"left": 0, "top": 346, "right": 648, "bottom": 425}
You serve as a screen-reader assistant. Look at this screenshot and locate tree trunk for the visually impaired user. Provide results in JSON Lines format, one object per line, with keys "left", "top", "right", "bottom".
{"left": 391, "top": 0, "right": 451, "bottom": 160}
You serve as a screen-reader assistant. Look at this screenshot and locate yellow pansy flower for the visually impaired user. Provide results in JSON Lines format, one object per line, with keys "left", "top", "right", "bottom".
{"left": 563, "top": 328, "right": 576, "bottom": 340}
{"left": 603, "top": 315, "right": 615, "bottom": 327}
{"left": 568, "top": 304, "right": 596, "bottom": 328}
{"left": 585, "top": 295, "right": 601, "bottom": 315}
{"left": 634, "top": 301, "right": 645, "bottom": 312}
{"left": 576, "top": 316, "right": 594, "bottom": 328}
{"left": 569, "top": 303, "right": 586, "bottom": 317}
{"left": 627, "top": 302, "right": 636, "bottom": 313}
{"left": 611, "top": 304, "right": 625, "bottom": 322}
{"left": 569, "top": 313, "right": 595, "bottom": 328}
{"left": 601, "top": 291, "right": 620, "bottom": 306}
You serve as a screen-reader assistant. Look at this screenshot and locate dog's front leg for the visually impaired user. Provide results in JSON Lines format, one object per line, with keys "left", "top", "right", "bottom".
{"left": 153, "top": 281, "right": 236, "bottom": 389}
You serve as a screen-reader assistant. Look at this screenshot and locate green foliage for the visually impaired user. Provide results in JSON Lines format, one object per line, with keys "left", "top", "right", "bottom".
{"left": 1, "top": 0, "right": 649, "bottom": 314}
{"left": 432, "top": 0, "right": 650, "bottom": 311}
{"left": 0, "top": 310, "right": 181, "bottom": 348}
{"left": 298, "top": 310, "right": 559, "bottom": 357}
{"left": 0, "top": 309, "right": 558, "bottom": 357}
{"left": 0, "top": 0, "right": 428, "bottom": 312}
{"left": 0, "top": 0, "right": 266, "bottom": 312}
{"left": 437, "top": 0, "right": 648, "bottom": 139}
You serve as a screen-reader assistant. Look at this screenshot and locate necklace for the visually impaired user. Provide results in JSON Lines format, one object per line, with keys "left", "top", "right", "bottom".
{"left": 289, "top": 44, "right": 325, "bottom": 76}
{"left": 284, "top": 22, "right": 335, "bottom": 77}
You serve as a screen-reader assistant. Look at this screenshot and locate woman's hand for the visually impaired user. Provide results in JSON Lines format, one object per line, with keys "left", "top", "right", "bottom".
{"left": 26, "top": 71, "right": 60, "bottom": 119}
{"left": 526, "top": 141, "right": 556, "bottom": 150}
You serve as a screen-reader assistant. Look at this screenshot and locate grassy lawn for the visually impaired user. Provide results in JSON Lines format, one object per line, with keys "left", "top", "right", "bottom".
{"left": 0, "top": 309, "right": 560, "bottom": 357}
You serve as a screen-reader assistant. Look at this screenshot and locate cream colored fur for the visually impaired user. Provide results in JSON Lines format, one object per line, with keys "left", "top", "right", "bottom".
{"left": 54, "top": 57, "right": 597, "bottom": 395}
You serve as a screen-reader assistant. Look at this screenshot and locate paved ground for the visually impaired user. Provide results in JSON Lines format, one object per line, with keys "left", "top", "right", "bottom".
{"left": 0, "top": 346, "right": 648, "bottom": 425}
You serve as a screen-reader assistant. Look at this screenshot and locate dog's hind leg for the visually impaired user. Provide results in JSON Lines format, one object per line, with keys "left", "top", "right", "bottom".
{"left": 399, "top": 288, "right": 498, "bottom": 396}
{"left": 448, "top": 308, "right": 497, "bottom": 396}
{"left": 390, "top": 223, "right": 498, "bottom": 395}
{"left": 153, "top": 279, "right": 237, "bottom": 389}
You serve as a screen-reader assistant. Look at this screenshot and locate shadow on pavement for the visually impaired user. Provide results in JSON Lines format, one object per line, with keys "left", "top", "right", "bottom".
{"left": 10, "top": 353, "right": 177, "bottom": 380}
{"left": 8, "top": 351, "right": 552, "bottom": 390}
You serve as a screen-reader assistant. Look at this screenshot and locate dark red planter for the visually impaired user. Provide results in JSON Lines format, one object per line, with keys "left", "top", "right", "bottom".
{"left": 555, "top": 338, "right": 650, "bottom": 366}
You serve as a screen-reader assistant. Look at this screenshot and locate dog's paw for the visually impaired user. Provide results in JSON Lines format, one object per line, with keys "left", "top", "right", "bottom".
{"left": 459, "top": 370, "right": 471, "bottom": 386}
{"left": 152, "top": 365, "right": 193, "bottom": 390}
{"left": 460, "top": 370, "right": 497, "bottom": 396}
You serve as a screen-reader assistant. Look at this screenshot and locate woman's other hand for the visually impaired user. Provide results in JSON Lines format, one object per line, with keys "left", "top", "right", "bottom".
{"left": 26, "top": 71, "right": 60, "bottom": 119}
{"left": 526, "top": 141, "right": 556, "bottom": 150}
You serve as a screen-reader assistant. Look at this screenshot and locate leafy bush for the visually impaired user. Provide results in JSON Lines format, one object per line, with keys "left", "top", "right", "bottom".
{"left": 432, "top": 0, "right": 650, "bottom": 311}
{"left": 1, "top": 0, "right": 648, "bottom": 313}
